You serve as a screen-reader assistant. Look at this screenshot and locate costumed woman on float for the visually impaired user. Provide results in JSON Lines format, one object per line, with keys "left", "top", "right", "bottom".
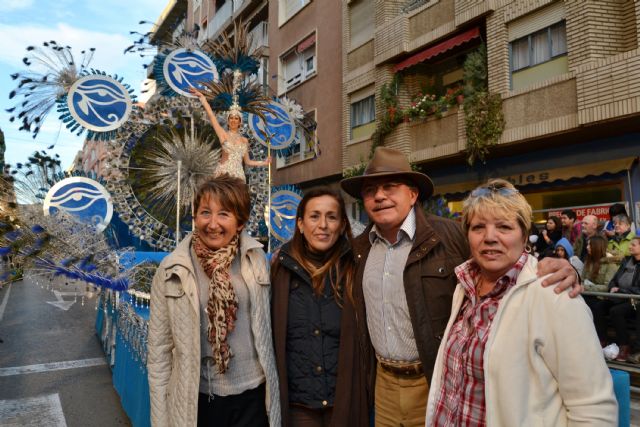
{"left": 191, "top": 87, "right": 270, "bottom": 182}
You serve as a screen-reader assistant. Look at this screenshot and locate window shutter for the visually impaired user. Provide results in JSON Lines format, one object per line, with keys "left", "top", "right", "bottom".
{"left": 508, "top": 2, "right": 565, "bottom": 41}
{"left": 350, "top": 0, "right": 374, "bottom": 48}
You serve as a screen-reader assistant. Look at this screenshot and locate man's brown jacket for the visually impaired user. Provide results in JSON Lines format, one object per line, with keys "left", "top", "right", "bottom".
{"left": 351, "top": 207, "right": 469, "bottom": 394}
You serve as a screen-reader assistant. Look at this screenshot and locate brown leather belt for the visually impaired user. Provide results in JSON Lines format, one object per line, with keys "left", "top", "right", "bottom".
{"left": 376, "top": 356, "right": 424, "bottom": 377}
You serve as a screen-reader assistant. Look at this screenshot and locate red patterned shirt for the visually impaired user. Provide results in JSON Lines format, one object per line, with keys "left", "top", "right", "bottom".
{"left": 431, "top": 252, "right": 528, "bottom": 427}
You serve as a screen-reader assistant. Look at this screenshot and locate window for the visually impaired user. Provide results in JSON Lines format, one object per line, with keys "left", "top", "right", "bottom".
{"left": 510, "top": 21, "right": 567, "bottom": 72}
{"left": 279, "top": 33, "right": 316, "bottom": 92}
{"left": 509, "top": 21, "right": 568, "bottom": 90}
{"left": 305, "top": 56, "right": 315, "bottom": 75}
{"left": 246, "top": 56, "right": 269, "bottom": 89}
{"left": 279, "top": 0, "right": 310, "bottom": 25}
{"left": 277, "top": 110, "right": 317, "bottom": 167}
{"left": 349, "top": 0, "right": 374, "bottom": 48}
{"left": 282, "top": 51, "right": 302, "bottom": 88}
{"left": 350, "top": 93, "right": 375, "bottom": 140}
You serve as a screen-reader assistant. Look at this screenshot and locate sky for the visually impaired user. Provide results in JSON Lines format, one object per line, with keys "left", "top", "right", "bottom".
{"left": 0, "top": 0, "right": 169, "bottom": 169}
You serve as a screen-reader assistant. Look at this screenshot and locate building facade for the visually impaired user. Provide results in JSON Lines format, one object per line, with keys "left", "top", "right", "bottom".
{"left": 77, "top": 139, "right": 112, "bottom": 178}
{"left": 0, "top": 128, "right": 17, "bottom": 221}
{"left": 343, "top": 0, "right": 640, "bottom": 225}
{"left": 190, "top": 0, "right": 269, "bottom": 87}
{"left": 268, "top": 0, "right": 343, "bottom": 188}
{"left": 146, "top": 0, "right": 343, "bottom": 191}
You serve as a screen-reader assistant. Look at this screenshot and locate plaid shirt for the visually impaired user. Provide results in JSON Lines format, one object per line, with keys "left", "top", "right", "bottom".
{"left": 432, "top": 252, "right": 528, "bottom": 427}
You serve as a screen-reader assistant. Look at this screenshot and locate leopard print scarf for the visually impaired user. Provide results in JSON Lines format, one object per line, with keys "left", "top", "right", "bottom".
{"left": 192, "top": 230, "right": 240, "bottom": 373}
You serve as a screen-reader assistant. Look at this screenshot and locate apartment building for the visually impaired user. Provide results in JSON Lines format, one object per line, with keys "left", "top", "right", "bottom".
{"left": 268, "top": 0, "right": 343, "bottom": 188}
{"left": 343, "top": 0, "right": 640, "bottom": 223}
{"left": 145, "top": 0, "right": 342, "bottom": 191}
{"left": 76, "top": 139, "right": 112, "bottom": 179}
{"left": 0, "top": 129, "right": 17, "bottom": 221}
{"left": 190, "top": 0, "right": 269, "bottom": 86}
{"left": 144, "top": 0, "right": 268, "bottom": 88}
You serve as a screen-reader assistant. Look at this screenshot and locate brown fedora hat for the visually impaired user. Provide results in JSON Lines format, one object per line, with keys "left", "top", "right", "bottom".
{"left": 340, "top": 147, "right": 434, "bottom": 200}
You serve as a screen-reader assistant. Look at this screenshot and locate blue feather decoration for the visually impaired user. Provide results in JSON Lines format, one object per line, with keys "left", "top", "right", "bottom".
{"left": 35, "top": 259, "right": 130, "bottom": 291}
{"left": 31, "top": 224, "right": 45, "bottom": 233}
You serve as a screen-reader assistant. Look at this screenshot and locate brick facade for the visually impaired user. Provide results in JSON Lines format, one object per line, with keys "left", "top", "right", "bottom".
{"left": 342, "top": 0, "right": 640, "bottom": 170}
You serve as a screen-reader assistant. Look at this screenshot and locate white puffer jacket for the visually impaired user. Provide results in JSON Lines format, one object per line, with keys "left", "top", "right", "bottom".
{"left": 426, "top": 256, "right": 617, "bottom": 426}
{"left": 147, "top": 232, "right": 281, "bottom": 427}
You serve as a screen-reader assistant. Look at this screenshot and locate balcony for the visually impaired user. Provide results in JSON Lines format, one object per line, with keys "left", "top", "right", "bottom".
{"left": 403, "top": 0, "right": 432, "bottom": 14}
{"left": 454, "top": 0, "right": 493, "bottom": 27}
{"left": 206, "top": 0, "right": 233, "bottom": 41}
{"left": 249, "top": 21, "right": 268, "bottom": 54}
{"left": 232, "top": 0, "right": 246, "bottom": 14}
{"left": 410, "top": 107, "right": 463, "bottom": 162}
{"left": 374, "top": 0, "right": 456, "bottom": 65}
{"left": 201, "top": 0, "right": 251, "bottom": 42}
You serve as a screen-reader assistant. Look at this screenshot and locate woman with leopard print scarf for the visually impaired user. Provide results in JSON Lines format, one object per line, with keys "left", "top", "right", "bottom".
{"left": 148, "top": 175, "right": 280, "bottom": 427}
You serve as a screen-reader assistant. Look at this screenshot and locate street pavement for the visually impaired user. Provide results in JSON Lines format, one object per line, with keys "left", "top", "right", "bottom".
{"left": 2, "top": 274, "right": 640, "bottom": 426}
{"left": 0, "top": 275, "right": 130, "bottom": 426}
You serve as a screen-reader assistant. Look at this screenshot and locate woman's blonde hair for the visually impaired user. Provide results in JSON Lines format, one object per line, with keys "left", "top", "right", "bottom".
{"left": 462, "top": 178, "right": 532, "bottom": 238}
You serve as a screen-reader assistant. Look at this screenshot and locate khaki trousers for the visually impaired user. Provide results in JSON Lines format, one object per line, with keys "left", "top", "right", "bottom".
{"left": 374, "top": 363, "right": 429, "bottom": 427}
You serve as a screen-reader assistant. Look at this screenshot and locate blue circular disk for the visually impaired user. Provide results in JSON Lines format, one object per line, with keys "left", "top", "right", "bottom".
{"left": 43, "top": 177, "right": 113, "bottom": 233}
{"left": 248, "top": 101, "right": 296, "bottom": 150}
{"left": 270, "top": 188, "right": 302, "bottom": 244}
{"left": 66, "top": 75, "right": 133, "bottom": 132}
{"left": 162, "top": 48, "right": 218, "bottom": 97}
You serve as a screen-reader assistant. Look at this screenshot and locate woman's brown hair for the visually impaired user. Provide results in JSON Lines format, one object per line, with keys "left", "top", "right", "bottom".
{"left": 193, "top": 174, "right": 250, "bottom": 226}
{"left": 284, "top": 188, "right": 355, "bottom": 305}
{"left": 584, "top": 235, "right": 608, "bottom": 281}
{"left": 547, "top": 216, "right": 561, "bottom": 232}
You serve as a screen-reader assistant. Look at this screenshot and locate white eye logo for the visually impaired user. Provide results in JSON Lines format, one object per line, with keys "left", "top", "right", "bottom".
{"left": 248, "top": 101, "right": 296, "bottom": 150}
{"left": 163, "top": 48, "right": 218, "bottom": 97}
{"left": 66, "top": 75, "right": 133, "bottom": 132}
{"left": 43, "top": 177, "right": 113, "bottom": 233}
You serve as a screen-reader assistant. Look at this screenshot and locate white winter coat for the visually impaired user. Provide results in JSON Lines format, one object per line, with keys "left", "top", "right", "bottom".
{"left": 147, "top": 233, "right": 280, "bottom": 427}
{"left": 426, "top": 256, "right": 617, "bottom": 426}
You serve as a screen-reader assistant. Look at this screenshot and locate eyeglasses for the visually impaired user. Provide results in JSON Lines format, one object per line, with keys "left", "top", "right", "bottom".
{"left": 470, "top": 185, "right": 519, "bottom": 198}
{"left": 361, "top": 182, "right": 407, "bottom": 198}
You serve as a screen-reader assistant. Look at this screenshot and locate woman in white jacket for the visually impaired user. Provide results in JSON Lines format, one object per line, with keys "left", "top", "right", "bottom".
{"left": 147, "top": 175, "right": 280, "bottom": 427}
{"left": 426, "top": 179, "right": 616, "bottom": 427}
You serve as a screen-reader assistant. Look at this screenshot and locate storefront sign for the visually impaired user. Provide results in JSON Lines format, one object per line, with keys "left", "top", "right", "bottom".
{"left": 504, "top": 172, "right": 550, "bottom": 186}
{"left": 437, "top": 157, "right": 634, "bottom": 197}
{"left": 546, "top": 203, "right": 628, "bottom": 222}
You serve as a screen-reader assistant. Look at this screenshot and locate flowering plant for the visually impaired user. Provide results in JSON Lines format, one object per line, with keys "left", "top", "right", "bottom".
{"left": 404, "top": 84, "right": 463, "bottom": 120}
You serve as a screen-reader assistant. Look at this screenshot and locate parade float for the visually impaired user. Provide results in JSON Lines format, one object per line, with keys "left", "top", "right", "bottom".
{"left": 1, "top": 21, "right": 318, "bottom": 427}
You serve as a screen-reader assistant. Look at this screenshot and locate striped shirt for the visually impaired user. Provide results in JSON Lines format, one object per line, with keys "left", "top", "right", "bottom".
{"left": 363, "top": 208, "right": 419, "bottom": 361}
{"left": 432, "top": 252, "right": 528, "bottom": 427}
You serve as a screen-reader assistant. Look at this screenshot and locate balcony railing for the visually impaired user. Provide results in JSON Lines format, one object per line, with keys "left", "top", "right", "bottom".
{"left": 403, "top": 0, "right": 432, "bottom": 13}
{"left": 203, "top": 0, "right": 249, "bottom": 41}
{"left": 249, "top": 21, "right": 268, "bottom": 53}
{"left": 207, "top": 0, "right": 233, "bottom": 40}
{"left": 233, "top": 0, "right": 246, "bottom": 14}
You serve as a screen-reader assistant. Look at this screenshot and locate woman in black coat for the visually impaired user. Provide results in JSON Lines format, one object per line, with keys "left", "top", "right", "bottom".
{"left": 271, "top": 188, "right": 369, "bottom": 427}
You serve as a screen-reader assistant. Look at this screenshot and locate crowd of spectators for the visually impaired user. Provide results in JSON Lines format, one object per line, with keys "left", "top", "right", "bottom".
{"left": 532, "top": 203, "right": 640, "bottom": 363}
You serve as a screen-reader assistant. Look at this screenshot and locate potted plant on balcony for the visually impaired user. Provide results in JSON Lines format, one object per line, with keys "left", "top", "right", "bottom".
{"left": 462, "top": 44, "right": 504, "bottom": 166}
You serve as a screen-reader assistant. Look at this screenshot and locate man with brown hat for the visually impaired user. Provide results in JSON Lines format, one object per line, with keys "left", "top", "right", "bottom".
{"left": 340, "top": 147, "right": 580, "bottom": 426}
